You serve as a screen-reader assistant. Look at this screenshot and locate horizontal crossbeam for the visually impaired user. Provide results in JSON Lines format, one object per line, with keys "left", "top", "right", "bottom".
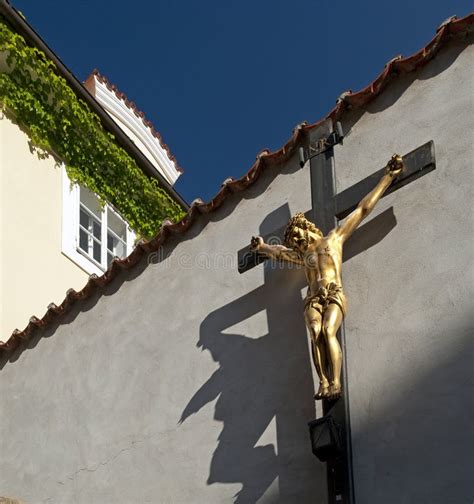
{"left": 335, "top": 141, "right": 435, "bottom": 219}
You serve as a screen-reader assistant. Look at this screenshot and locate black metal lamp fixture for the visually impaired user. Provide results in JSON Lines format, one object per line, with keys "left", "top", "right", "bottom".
{"left": 308, "top": 415, "right": 342, "bottom": 462}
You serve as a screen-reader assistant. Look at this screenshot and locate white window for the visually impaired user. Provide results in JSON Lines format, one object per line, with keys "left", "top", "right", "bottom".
{"left": 62, "top": 166, "right": 135, "bottom": 275}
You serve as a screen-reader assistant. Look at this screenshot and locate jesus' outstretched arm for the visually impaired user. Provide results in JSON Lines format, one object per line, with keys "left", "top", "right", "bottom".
{"left": 335, "top": 154, "right": 404, "bottom": 243}
{"left": 250, "top": 236, "right": 304, "bottom": 265}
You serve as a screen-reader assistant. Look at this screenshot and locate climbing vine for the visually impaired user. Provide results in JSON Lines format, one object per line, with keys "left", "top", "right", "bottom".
{"left": 0, "top": 20, "right": 185, "bottom": 238}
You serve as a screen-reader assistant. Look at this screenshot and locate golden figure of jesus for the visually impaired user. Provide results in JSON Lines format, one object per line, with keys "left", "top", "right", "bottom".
{"left": 251, "top": 155, "right": 404, "bottom": 400}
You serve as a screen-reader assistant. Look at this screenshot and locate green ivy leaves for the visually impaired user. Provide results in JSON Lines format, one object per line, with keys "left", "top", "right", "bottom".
{"left": 0, "top": 21, "right": 186, "bottom": 239}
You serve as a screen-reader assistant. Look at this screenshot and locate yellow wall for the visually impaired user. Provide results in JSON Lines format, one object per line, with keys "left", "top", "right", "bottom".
{"left": 0, "top": 113, "right": 88, "bottom": 339}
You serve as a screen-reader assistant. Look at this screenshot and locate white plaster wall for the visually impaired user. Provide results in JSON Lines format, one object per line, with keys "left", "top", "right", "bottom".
{"left": 0, "top": 113, "right": 88, "bottom": 338}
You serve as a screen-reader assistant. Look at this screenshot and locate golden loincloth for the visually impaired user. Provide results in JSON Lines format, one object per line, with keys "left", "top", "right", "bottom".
{"left": 304, "top": 282, "right": 347, "bottom": 317}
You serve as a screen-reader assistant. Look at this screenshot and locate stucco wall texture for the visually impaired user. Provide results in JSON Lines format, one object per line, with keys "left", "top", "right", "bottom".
{"left": 334, "top": 40, "right": 473, "bottom": 504}
{"left": 0, "top": 40, "right": 472, "bottom": 504}
{"left": 0, "top": 139, "right": 325, "bottom": 503}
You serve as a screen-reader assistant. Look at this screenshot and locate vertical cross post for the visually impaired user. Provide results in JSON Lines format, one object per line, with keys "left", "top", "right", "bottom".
{"left": 306, "top": 126, "right": 355, "bottom": 504}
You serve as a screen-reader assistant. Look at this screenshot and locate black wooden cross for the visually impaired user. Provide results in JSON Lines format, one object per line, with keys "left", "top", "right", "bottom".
{"left": 237, "top": 121, "right": 436, "bottom": 504}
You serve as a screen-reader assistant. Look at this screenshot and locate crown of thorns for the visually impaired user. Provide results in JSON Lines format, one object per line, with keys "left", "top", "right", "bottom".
{"left": 284, "top": 213, "right": 322, "bottom": 246}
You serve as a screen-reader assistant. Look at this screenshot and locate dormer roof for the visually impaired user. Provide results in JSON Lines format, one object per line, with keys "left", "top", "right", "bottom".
{"left": 84, "top": 70, "right": 182, "bottom": 186}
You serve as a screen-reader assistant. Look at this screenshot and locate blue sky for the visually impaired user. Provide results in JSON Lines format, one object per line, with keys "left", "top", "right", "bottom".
{"left": 12, "top": 0, "right": 473, "bottom": 203}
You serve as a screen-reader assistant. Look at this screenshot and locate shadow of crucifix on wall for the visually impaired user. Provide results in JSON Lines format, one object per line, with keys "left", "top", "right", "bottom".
{"left": 179, "top": 203, "right": 397, "bottom": 504}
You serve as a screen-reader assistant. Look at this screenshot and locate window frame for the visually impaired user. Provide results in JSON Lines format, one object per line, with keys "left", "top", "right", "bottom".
{"left": 62, "top": 166, "right": 135, "bottom": 275}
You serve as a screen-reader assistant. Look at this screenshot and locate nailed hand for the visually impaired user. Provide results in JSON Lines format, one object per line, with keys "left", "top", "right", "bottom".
{"left": 250, "top": 236, "right": 264, "bottom": 251}
{"left": 386, "top": 154, "right": 404, "bottom": 177}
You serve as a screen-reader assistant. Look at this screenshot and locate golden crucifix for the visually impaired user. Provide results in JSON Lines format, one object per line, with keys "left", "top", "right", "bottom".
{"left": 250, "top": 155, "right": 404, "bottom": 400}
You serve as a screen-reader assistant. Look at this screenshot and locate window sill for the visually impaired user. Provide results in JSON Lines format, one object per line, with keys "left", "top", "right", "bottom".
{"left": 61, "top": 246, "right": 105, "bottom": 277}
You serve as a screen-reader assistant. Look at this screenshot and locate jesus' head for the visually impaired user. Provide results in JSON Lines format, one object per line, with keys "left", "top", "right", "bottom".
{"left": 284, "top": 213, "right": 323, "bottom": 254}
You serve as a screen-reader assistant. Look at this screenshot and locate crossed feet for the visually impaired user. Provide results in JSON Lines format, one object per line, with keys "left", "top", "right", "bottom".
{"left": 314, "top": 381, "right": 341, "bottom": 401}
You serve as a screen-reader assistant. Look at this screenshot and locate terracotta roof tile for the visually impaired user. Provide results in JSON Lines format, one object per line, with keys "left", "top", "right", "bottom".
{"left": 1, "top": 13, "right": 472, "bottom": 356}
{"left": 84, "top": 69, "right": 184, "bottom": 174}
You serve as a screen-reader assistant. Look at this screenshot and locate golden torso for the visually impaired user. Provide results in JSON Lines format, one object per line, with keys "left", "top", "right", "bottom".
{"left": 303, "top": 231, "right": 343, "bottom": 296}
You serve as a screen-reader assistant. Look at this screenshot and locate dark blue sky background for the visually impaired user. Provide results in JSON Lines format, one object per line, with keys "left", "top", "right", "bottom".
{"left": 13, "top": 1, "right": 473, "bottom": 203}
